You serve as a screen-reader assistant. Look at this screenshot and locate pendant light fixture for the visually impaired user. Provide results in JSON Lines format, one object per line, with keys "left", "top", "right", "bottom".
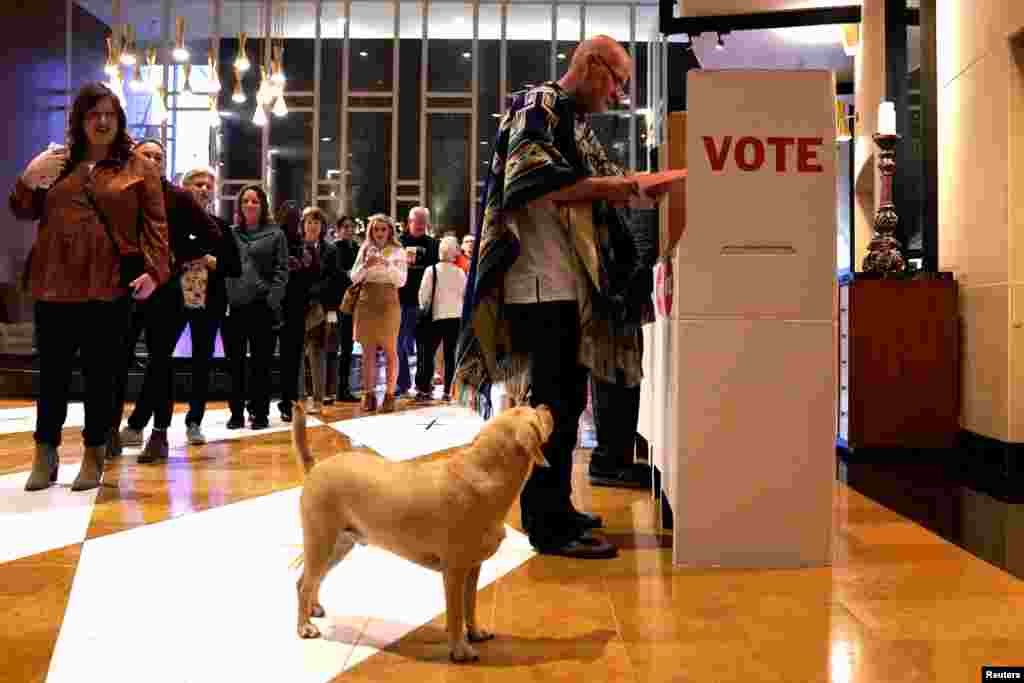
{"left": 272, "top": 91, "right": 288, "bottom": 117}
{"left": 231, "top": 66, "right": 246, "bottom": 103}
{"left": 252, "top": 102, "right": 267, "bottom": 126}
{"left": 146, "top": 47, "right": 160, "bottom": 90}
{"left": 271, "top": 44, "right": 286, "bottom": 85}
{"left": 119, "top": 24, "right": 137, "bottom": 66}
{"left": 835, "top": 101, "right": 852, "bottom": 142}
{"left": 234, "top": 31, "right": 250, "bottom": 71}
{"left": 208, "top": 95, "right": 221, "bottom": 128}
{"left": 173, "top": 16, "right": 190, "bottom": 62}
{"left": 208, "top": 43, "right": 222, "bottom": 92}
{"left": 182, "top": 62, "right": 193, "bottom": 95}
{"left": 152, "top": 85, "right": 168, "bottom": 125}
{"left": 104, "top": 35, "right": 120, "bottom": 77}
{"left": 129, "top": 61, "right": 147, "bottom": 93}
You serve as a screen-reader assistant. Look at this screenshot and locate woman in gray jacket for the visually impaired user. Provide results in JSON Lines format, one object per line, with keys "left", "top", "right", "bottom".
{"left": 224, "top": 184, "right": 288, "bottom": 429}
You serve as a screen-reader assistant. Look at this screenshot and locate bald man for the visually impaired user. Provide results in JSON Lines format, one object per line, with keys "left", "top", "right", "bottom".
{"left": 455, "top": 36, "right": 666, "bottom": 560}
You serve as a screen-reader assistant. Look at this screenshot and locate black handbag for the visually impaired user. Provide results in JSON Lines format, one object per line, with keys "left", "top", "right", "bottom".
{"left": 83, "top": 186, "right": 146, "bottom": 289}
{"left": 416, "top": 264, "right": 437, "bottom": 329}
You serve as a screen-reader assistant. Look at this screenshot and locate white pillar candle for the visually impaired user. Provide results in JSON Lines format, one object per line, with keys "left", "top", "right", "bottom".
{"left": 877, "top": 101, "right": 896, "bottom": 135}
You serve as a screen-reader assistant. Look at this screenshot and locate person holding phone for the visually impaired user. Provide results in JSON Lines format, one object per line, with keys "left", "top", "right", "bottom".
{"left": 10, "top": 82, "right": 169, "bottom": 492}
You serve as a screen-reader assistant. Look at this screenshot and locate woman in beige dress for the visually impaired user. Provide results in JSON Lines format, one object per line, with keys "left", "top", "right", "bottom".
{"left": 350, "top": 214, "right": 407, "bottom": 412}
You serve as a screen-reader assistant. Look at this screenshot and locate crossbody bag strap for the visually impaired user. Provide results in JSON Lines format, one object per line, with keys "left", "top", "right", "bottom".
{"left": 83, "top": 186, "right": 123, "bottom": 259}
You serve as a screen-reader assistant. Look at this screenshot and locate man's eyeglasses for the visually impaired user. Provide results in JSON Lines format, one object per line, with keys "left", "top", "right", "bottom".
{"left": 591, "top": 54, "right": 629, "bottom": 98}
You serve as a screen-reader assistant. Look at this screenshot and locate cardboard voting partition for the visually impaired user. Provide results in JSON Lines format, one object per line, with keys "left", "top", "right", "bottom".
{"left": 665, "top": 70, "right": 837, "bottom": 568}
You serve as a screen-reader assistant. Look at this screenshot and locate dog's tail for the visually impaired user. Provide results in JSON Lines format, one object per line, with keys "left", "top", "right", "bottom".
{"left": 292, "top": 400, "right": 315, "bottom": 475}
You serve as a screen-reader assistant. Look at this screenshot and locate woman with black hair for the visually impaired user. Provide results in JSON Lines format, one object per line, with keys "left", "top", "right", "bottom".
{"left": 9, "top": 81, "right": 170, "bottom": 491}
{"left": 224, "top": 185, "right": 288, "bottom": 429}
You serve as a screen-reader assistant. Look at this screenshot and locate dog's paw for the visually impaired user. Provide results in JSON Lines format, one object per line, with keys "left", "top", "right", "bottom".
{"left": 466, "top": 627, "right": 494, "bottom": 643}
{"left": 298, "top": 623, "right": 322, "bottom": 639}
{"left": 311, "top": 603, "right": 326, "bottom": 618}
{"left": 449, "top": 640, "right": 479, "bottom": 663}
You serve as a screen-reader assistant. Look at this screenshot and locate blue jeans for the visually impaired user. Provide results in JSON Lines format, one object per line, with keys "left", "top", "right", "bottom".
{"left": 396, "top": 303, "right": 418, "bottom": 393}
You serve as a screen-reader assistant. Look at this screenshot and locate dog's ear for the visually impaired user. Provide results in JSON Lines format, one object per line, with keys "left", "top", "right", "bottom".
{"left": 515, "top": 419, "right": 550, "bottom": 468}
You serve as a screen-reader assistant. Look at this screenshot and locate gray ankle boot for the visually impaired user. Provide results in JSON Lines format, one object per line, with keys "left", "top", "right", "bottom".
{"left": 25, "top": 443, "right": 59, "bottom": 491}
{"left": 71, "top": 445, "right": 105, "bottom": 492}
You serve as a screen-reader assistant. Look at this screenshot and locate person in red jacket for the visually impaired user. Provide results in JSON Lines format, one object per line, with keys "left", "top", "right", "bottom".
{"left": 10, "top": 82, "right": 169, "bottom": 492}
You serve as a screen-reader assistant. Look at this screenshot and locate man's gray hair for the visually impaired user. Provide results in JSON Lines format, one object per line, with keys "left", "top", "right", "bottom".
{"left": 408, "top": 206, "right": 431, "bottom": 224}
{"left": 181, "top": 166, "right": 216, "bottom": 187}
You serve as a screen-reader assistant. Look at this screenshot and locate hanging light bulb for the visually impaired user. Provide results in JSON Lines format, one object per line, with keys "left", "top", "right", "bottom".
{"left": 234, "top": 31, "right": 250, "bottom": 72}
{"left": 129, "top": 62, "right": 148, "bottom": 93}
{"left": 208, "top": 44, "right": 222, "bottom": 93}
{"left": 208, "top": 95, "right": 221, "bottom": 128}
{"left": 182, "top": 62, "right": 193, "bottom": 95}
{"left": 252, "top": 102, "right": 267, "bottom": 126}
{"left": 231, "top": 66, "right": 246, "bottom": 103}
{"left": 104, "top": 35, "right": 120, "bottom": 77}
{"left": 152, "top": 86, "right": 168, "bottom": 125}
{"left": 173, "top": 16, "right": 190, "bottom": 62}
{"left": 271, "top": 44, "right": 286, "bottom": 85}
{"left": 119, "top": 24, "right": 137, "bottom": 66}
{"left": 272, "top": 93, "right": 287, "bottom": 117}
{"left": 145, "top": 47, "right": 160, "bottom": 90}
{"left": 257, "top": 66, "right": 274, "bottom": 106}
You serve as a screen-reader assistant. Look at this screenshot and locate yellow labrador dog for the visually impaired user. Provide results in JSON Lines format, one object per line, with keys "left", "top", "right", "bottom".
{"left": 291, "top": 401, "right": 554, "bottom": 662}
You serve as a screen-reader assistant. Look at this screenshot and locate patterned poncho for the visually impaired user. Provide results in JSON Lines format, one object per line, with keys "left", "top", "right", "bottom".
{"left": 453, "top": 82, "right": 656, "bottom": 418}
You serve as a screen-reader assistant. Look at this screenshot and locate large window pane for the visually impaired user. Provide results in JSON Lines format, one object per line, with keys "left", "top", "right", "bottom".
{"left": 428, "top": 3, "right": 472, "bottom": 93}
{"left": 398, "top": 2, "right": 422, "bottom": 182}
{"left": 427, "top": 114, "right": 471, "bottom": 234}
{"left": 586, "top": 5, "right": 631, "bottom": 43}
{"left": 319, "top": 1, "right": 345, "bottom": 183}
{"left": 478, "top": 4, "right": 502, "bottom": 163}
{"left": 556, "top": 4, "right": 580, "bottom": 80}
{"left": 349, "top": 112, "right": 391, "bottom": 219}
{"left": 350, "top": 2, "right": 393, "bottom": 91}
{"left": 506, "top": 5, "right": 550, "bottom": 93}
{"left": 269, "top": 110, "right": 314, "bottom": 211}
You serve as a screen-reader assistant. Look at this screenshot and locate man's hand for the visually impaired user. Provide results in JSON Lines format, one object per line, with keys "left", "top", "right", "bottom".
{"left": 204, "top": 254, "right": 217, "bottom": 271}
{"left": 129, "top": 273, "right": 158, "bottom": 301}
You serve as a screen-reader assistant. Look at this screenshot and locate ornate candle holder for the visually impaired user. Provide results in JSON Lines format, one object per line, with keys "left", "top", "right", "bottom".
{"left": 862, "top": 133, "right": 906, "bottom": 274}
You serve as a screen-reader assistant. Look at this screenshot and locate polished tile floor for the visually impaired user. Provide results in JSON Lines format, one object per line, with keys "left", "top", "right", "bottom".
{"left": 2, "top": 396, "right": 1024, "bottom": 683}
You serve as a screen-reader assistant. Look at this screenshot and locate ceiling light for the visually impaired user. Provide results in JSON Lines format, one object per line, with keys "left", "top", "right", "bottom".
{"left": 104, "top": 36, "right": 119, "bottom": 77}
{"left": 173, "top": 16, "right": 190, "bottom": 62}
{"left": 835, "top": 101, "right": 852, "bottom": 142}
{"left": 321, "top": 137, "right": 332, "bottom": 142}
{"left": 119, "top": 25, "right": 137, "bottom": 66}
{"left": 480, "top": 140, "right": 488, "bottom": 145}
{"left": 152, "top": 86, "right": 168, "bottom": 125}
{"left": 129, "top": 64, "right": 148, "bottom": 93}
{"left": 231, "top": 67, "right": 246, "bottom": 103}
{"left": 253, "top": 103, "right": 267, "bottom": 126}
{"left": 234, "top": 32, "right": 250, "bottom": 71}
{"left": 273, "top": 94, "right": 288, "bottom": 117}
{"left": 462, "top": 52, "right": 471, "bottom": 59}
{"left": 557, "top": 53, "right": 566, "bottom": 60}
{"left": 359, "top": 51, "right": 368, "bottom": 58}
{"left": 208, "top": 96, "right": 221, "bottom": 128}
{"left": 208, "top": 44, "right": 222, "bottom": 92}
{"left": 271, "top": 45, "right": 286, "bottom": 85}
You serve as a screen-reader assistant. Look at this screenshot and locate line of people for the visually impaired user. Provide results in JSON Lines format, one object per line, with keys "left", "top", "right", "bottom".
{"left": 11, "top": 80, "right": 470, "bottom": 493}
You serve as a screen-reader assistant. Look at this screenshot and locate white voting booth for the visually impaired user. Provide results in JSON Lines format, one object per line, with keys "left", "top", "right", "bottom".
{"left": 650, "top": 70, "right": 838, "bottom": 568}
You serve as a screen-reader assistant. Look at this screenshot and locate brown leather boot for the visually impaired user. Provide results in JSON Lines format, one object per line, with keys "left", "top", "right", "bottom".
{"left": 71, "top": 444, "right": 105, "bottom": 492}
{"left": 25, "top": 443, "right": 59, "bottom": 491}
{"left": 380, "top": 392, "right": 396, "bottom": 414}
{"left": 137, "top": 429, "right": 169, "bottom": 464}
{"left": 361, "top": 392, "right": 377, "bottom": 412}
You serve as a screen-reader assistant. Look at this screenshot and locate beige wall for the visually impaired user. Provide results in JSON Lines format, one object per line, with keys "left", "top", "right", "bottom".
{"left": 937, "top": 1, "right": 1024, "bottom": 441}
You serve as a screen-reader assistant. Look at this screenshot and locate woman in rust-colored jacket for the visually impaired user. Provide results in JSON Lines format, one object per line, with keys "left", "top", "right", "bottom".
{"left": 9, "top": 81, "right": 170, "bottom": 492}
